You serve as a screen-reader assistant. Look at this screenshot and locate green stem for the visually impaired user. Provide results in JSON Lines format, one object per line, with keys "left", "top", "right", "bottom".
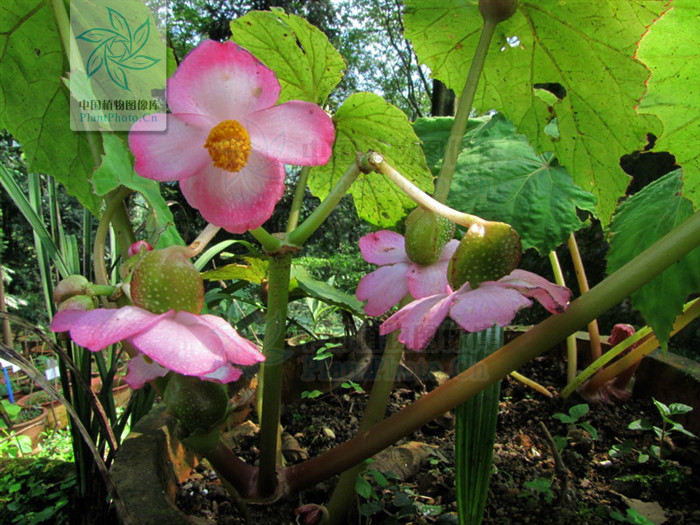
{"left": 248, "top": 227, "right": 283, "bottom": 253}
{"left": 324, "top": 330, "right": 406, "bottom": 523}
{"left": 433, "top": 18, "right": 498, "bottom": 202}
{"left": 284, "top": 209, "right": 700, "bottom": 492}
{"left": 286, "top": 166, "right": 311, "bottom": 233}
{"left": 93, "top": 187, "right": 133, "bottom": 286}
{"left": 287, "top": 162, "right": 361, "bottom": 247}
{"left": 257, "top": 253, "right": 293, "bottom": 497}
{"left": 548, "top": 250, "right": 577, "bottom": 384}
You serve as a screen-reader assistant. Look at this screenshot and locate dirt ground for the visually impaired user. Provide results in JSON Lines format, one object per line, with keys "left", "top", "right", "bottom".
{"left": 176, "top": 354, "right": 700, "bottom": 525}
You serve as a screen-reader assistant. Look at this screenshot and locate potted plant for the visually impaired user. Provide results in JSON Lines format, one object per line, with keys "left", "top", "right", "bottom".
{"left": 0, "top": 399, "right": 48, "bottom": 448}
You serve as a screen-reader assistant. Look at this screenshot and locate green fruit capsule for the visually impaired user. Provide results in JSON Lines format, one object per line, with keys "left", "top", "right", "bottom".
{"left": 164, "top": 374, "right": 229, "bottom": 433}
{"left": 404, "top": 207, "right": 456, "bottom": 266}
{"left": 479, "top": 0, "right": 518, "bottom": 23}
{"left": 130, "top": 246, "right": 204, "bottom": 314}
{"left": 447, "top": 222, "right": 522, "bottom": 289}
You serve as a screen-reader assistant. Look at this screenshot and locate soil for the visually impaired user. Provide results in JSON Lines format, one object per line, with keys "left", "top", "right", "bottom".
{"left": 176, "top": 355, "right": 700, "bottom": 525}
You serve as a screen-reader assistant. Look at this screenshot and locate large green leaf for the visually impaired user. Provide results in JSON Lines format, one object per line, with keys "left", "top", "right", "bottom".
{"left": 636, "top": 0, "right": 700, "bottom": 210}
{"left": 404, "top": 0, "right": 665, "bottom": 225}
{"left": 309, "top": 92, "right": 433, "bottom": 227}
{"left": 606, "top": 170, "right": 700, "bottom": 346}
{"left": 92, "top": 133, "right": 183, "bottom": 247}
{"left": 415, "top": 115, "right": 596, "bottom": 253}
{"left": 230, "top": 10, "right": 345, "bottom": 105}
{"left": 0, "top": 0, "right": 101, "bottom": 215}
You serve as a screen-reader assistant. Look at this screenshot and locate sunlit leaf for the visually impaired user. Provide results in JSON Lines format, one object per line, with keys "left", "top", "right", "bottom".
{"left": 309, "top": 93, "right": 433, "bottom": 227}
{"left": 607, "top": 170, "right": 700, "bottom": 346}
{"left": 131, "top": 18, "right": 151, "bottom": 55}
{"left": 201, "top": 257, "right": 269, "bottom": 284}
{"left": 291, "top": 266, "right": 365, "bottom": 316}
{"left": 230, "top": 10, "right": 345, "bottom": 105}
{"left": 416, "top": 115, "right": 596, "bottom": 253}
{"left": 404, "top": 0, "right": 666, "bottom": 225}
{"left": 108, "top": 7, "right": 131, "bottom": 39}
{"left": 0, "top": 0, "right": 101, "bottom": 214}
{"left": 636, "top": 0, "right": 700, "bottom": 209}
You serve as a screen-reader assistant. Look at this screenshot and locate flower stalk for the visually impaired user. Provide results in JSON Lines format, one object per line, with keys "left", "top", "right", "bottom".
{"left": 433, "top": 18, "right": 499, "bottom": 202}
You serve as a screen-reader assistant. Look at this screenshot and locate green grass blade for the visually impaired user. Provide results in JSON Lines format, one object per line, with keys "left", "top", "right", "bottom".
{"left": 455, "top": 325, "right": 503, "bottom": 525}
{"left": 0, "top": 165, "right": 71, "bottom": 278}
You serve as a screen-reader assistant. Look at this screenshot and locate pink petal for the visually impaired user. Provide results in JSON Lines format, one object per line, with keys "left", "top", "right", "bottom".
{"left": 130, "top": 114, "right": 211, "bottom": 181}
{"left": 180, "top": 152, "right": 285, "bottom": 233}
{"left": 449, "top": 284, "right": 532, "bottom": 332}
{"left": 406, "top": 240, "right": 458, "bottom": 299}
{"left": 202, "top": 365, "right": 243, "bottom": 384}
{"left": 125, "top": 354, "right": 169, "bottom": 389}
{"left": 356, "top": 263, "right": 410, "bottom": 316}
{"left": 196, "top": 314, "right": 264, "bottom": 366}
{"left": 167, "top": 40, "right": 280, "bottom": 120}
{"left": 245, "top": 101, "right": 334, "bottom": 166}
{"left": 380, "top": 293, "right": 453, "bottom": 350}
{"left": 495, "top": 270, "right": 571, "bottom": 314}
{"left": 50, "top": 306, "right": 166, "bottom": 352}
{"left": 359, "top": 231, "right": 408, "bottom": 266}
{"left": 129, "top": 311, "right": 228, "bottom": 376}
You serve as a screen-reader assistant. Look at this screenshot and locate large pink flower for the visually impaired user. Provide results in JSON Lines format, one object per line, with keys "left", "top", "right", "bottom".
{"left": 356, "top": 230, "right": 459, "bottom": 316}
{"left": 380, "top": 270, "right": 571, "bottom": 350}
{"left": 129, "top": 40, "right": 335, "bottom": 233}
{"left": 51, "top": 306, "right": 264, "bottom": 388}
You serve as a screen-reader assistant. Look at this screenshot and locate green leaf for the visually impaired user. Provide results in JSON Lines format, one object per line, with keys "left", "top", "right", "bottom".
{"left": 201, "top": 257, "right": 268, "bottom": 284}
{"left": 668, "top": 403, "right": 693, "bottom": 416}
{"left": 0, "top": 0, "right": 102, "bottom": 214}
{"left": 404, "top": 0, "right": 666, "bottom": 224}
{"left": 355, "top": 475, "right": 373, "bottom": 499}
{"left": 434, "top": 115, "right": 596, "bottom": 253}
{"left": 636, "top": 1, "right": 700, "bottom": 210}
{"left": 291, "top": 266, "right": 365, "bottom": 316}
{"left": 92, "top": 133, "right": 184, "bottom": 247}
{"left": 607, "top": 170, "right": 700, "bottom": 346}
{"left": 309, "top": 92, "right": 433, "bottom": 227}
{"left": 569, "top": 403, "right": 590, "bottom": 421}
{"left": 230, "top": 10, "right": 345, "bottom": 105}
{"left": 552, "top": 413, "right": 575, "bottom": 425}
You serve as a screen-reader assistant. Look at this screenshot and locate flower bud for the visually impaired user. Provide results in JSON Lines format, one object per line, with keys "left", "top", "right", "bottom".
{"left": 128, "top": 240, "right": 153, "bottom": 258}
{"left": 130, "top": 246, "right": 204, "bottom": 314}
{"left": 57, "top": 295, "right": 95, "bottom": 312}
{"left": 164, "top": 374, "right": 229, "bottom": 433}
{"left": 447, "top": 221, "right": 521, "bottom": 289}
{"left": 53, "top": 275, "right": 90, "bottom": 303}
{"left": 479, "top": 0, "right": 518, "bottom": 23}
{"left": 404, "top": 207, "right": 456, "bottom": 266}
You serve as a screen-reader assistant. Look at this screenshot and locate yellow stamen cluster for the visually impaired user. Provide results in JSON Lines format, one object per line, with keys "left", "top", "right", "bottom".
{"left": 204, "top": 120, "right": 252, "bottom": 173}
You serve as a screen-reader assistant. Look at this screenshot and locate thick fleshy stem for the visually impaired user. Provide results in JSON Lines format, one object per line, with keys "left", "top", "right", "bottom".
{"left": 368, "top": 152, "right": 489, "bottom": 228}
{"left": 324, "top": 328, "right": 407, "bottom": 523}
{"left": 287, "top": 161, "right": 361, "bottom": 247}
{"left": 286, "top": 166, "right": 311, "bottom": 233}
{"left": 93, "top": 187, "right": 133, "bottom": 286}
{"left": 433, "top": 18, "right": 498, "bottom": 202}
{"left": 282, "top": 209, "right": 700, "bottom": 493}
{"left": 568, "top": 233, "right": 602, "bottom": 360}
{"left": 257, "top": 253, "right": 293, "bottom": 497}
{"left": 548, "top": 250, "right": 578, "bottom": 384}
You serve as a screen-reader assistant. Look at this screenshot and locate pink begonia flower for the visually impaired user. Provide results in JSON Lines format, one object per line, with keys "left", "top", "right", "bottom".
{"left": 51, "top": 306, "right": 264, "bottom": 388}
{"left": 356, "top": 230, "right": 459, "bottom": 316}
{"left": 129, "top": 40, "right": 335, "bottom": 234}
{"left": 380, "top": 269, "right": 571, "bottom": 350}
